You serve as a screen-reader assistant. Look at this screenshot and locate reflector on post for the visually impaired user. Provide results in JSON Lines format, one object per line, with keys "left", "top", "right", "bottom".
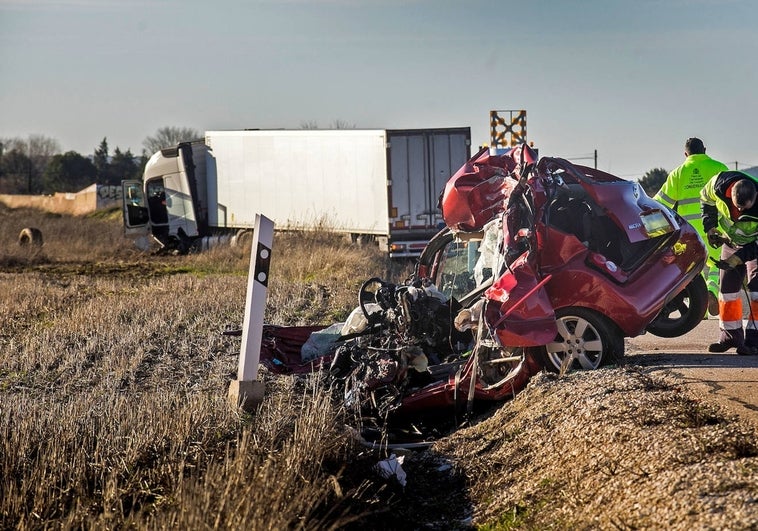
{"left": 228, "top": 213, "right": 274, "bottom": 412}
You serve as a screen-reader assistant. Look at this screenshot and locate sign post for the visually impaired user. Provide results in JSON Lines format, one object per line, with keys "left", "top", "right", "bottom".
{"left": 228, "top": 214, "right": 273, "bottom": 412}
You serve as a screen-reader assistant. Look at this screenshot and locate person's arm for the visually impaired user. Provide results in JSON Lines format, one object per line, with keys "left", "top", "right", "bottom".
{"left": 713, "top": 243, "right": 757, "bottom": 270}
{"left": 701, "top": 203, "right": 719, "bottom": 233}
{"left": 700, "top": 177, "right": 719, "bottom": 233}
{"left": 653, "top": 170, "right": 678, "bottom": 209}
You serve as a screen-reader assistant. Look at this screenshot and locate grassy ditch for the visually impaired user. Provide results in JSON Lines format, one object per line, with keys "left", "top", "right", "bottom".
{"left": 0, "top": 206, "right": 421, "bottom": 529}
{"left": 2, "top": 205, "right": 757, "bottom": 530}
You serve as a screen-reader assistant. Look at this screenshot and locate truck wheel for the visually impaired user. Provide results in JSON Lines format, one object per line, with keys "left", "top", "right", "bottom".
{"left": 233, "top": 229, "right": 253, "bottom": 249}
{"left": 350, "top": 233, "right": 375, "bottom": 246}
{"left": 18, "top": 227, "right": 43, "bottom": 247}
{"left": 645, "top": 274, "right": 708, "bottom": 338}
{"left": 534, "top": 307, "right": 623, "bottom": 373}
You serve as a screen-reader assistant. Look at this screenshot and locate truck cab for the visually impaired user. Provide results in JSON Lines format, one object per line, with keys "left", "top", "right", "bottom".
{"left": 122, "top": 143, "right": 204, "bottom": 252}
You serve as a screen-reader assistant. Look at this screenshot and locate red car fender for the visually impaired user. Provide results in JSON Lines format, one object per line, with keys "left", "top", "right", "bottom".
{"left": 484, "top": 252, "right": 557, "bottom": 347}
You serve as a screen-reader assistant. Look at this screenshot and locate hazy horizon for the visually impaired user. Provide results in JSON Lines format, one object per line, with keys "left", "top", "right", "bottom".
{"left": 2, "top": 0, "right": 757, "bottom": 179}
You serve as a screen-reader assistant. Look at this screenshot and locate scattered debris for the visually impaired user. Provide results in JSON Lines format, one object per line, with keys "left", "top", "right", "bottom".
{"left": 375, "top": 453, "right": 407, "bottom": 488}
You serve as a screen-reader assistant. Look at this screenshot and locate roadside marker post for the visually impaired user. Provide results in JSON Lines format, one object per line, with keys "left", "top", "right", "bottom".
{"left": 228, "top": 214, "right": 273, "bottom": 413}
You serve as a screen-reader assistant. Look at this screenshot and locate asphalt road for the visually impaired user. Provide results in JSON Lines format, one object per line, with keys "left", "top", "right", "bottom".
{"left": 626, "top": 317, "right": 758, "bottom": 429}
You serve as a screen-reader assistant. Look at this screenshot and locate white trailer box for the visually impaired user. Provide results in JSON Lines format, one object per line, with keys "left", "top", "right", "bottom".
{"left": 205, "top": 130, "right": 390, "bottom": 234}
{"left": 122, "top": 128, "right": 471, "bottom": 258}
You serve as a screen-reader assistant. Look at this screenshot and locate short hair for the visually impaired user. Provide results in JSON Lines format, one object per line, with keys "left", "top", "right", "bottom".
{"left": 732, "top": 179, "right": 757, "bottom": 208}
{"left": 685, "top": 137, "right": 705, "bottom": 155}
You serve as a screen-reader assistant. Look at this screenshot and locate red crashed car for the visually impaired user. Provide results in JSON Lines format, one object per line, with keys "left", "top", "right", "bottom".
{"left": 433, "top": 144, "right": 707, "bottom": 371}
{"left": 258, "top": 144, "right": 707, "bottom": 439}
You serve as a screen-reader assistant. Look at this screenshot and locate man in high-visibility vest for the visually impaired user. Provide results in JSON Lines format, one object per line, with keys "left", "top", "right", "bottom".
{"left": 655, "top": 137, "right": 728, "bottom": 315}
{"left": 700, "top": 171, "right": 758, "bottom": 355}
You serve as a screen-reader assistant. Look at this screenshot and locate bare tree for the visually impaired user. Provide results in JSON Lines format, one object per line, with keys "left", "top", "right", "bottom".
{"left": 142, "top": 126, "right": 201, "bottom": 156}
{"left": 300, "top": 120, "right": 355, "bottom": 130}
{"left": 1, "top": 134, "right": 60, "bottom": 161}
{"left": 330, "top": 119, "right": 355, "bottom": 129}
{"left": 300, "top": 120, "right": 319, "bottom": 130}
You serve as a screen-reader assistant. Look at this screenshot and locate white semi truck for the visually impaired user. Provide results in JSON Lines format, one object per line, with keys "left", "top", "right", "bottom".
{"left": 122, "top": 128, "right": 471, "bottom": 258}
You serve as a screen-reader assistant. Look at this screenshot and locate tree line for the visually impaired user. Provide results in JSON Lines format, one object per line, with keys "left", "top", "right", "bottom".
{"left": 0, "top": 127, "right": 200, "bottom": 195}
{"left": 0, "top": 125, "right": 673, "bottom": 197}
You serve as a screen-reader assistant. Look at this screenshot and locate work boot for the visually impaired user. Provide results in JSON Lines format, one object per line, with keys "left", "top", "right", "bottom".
{"left": 737, "top": 345, "right": 758, "bottom": 356}
{"left": 707, "top": 292, "right": 719, "bottom": 317}
{"left": 708, "top": 341, "right": 738, "bottom": 353}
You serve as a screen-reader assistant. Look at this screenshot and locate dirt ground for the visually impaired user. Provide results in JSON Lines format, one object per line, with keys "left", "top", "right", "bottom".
{"left": 406, "top": 322, "right": 758, "bottom": 529}
{"left": 371, "top": 319, "right": 758, "bottom": 530}
{"left": 626, "top": 317, "right": 758, "bottom": 430}
{"left": 431, "top": 364, "right": 758, "bottom": 530}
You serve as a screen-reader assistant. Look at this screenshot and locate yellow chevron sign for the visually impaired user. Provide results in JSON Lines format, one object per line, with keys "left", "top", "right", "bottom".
{"left": 490, "top": 110, "right": 527, "bottom": 148}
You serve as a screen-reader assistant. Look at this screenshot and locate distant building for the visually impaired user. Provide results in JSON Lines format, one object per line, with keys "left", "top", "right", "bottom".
{"left": 0, "top": 184, "right": 121, "bottom": 215}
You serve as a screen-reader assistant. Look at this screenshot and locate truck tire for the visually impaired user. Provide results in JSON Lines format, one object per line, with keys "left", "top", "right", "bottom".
{"left": 232, "top": 229, "right": 253, "bottom": 250}
{"left": 18, "top": 227, "right": 43, "bottom": 247}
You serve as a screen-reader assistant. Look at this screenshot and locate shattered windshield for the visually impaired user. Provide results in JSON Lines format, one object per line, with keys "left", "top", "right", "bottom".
{"left": 437, "top": 220, "right": 501, "bottom": 302}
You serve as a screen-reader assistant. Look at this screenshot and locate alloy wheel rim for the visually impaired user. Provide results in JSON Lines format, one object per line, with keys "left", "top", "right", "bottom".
{"left": 545, "top": 315, "right": 603, "bottom": 370}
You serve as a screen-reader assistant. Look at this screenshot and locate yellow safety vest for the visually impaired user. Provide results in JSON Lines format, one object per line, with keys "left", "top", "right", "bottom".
{"left": 654, "top": 153, "right": 729, "bottom": 236}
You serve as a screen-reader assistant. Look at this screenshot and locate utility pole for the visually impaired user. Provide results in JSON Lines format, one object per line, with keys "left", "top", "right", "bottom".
{"left": 594, "top": 149, "right": 598, "bottom": 169}
{"left": 27, "top": 139, "right": 32, "bottom": 194}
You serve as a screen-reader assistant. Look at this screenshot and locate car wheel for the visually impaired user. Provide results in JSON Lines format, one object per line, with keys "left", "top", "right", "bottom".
{"left": 535, "top": 307, "right": 624, "bottom": 372}
{"left": 645, "top": 274, "right": 707, "bottom": 338}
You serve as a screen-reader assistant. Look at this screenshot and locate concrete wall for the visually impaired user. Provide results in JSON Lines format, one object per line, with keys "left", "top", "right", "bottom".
{"left": 0, "top": 184, "right": 121, "bottom": 216}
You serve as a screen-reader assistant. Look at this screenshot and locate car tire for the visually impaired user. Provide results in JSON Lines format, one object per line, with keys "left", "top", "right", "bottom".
{"left": 534, "top": 307, "right": 624, "bottom": 373}
{"left": 645, "top": 274, "right": 708, "bottom": 338}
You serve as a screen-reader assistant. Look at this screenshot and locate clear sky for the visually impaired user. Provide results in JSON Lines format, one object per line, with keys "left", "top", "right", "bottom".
{"left": 1, "top": 0, "right": 756, "bottom": 179}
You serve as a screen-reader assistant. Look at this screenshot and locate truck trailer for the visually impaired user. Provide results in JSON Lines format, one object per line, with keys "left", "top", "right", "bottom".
{"left": 122, "top": 128, "right": 471, "bottom": 258}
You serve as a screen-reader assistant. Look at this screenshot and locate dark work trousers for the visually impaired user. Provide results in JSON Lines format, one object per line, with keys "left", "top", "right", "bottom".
{"left": 718, "top": 244, "right": 758, "bottom": 347}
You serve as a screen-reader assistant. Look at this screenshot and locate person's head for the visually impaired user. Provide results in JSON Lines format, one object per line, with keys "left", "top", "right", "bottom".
{"left": 685, "top": 137, "right": 706, "bottom": 156}
{"left": 731, "top": 179, "right": 757, "bottom": 212}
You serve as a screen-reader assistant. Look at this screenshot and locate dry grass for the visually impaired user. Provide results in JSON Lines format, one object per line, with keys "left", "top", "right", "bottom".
{"left": 435, "top": 368, "right": 758, "bottom": 529}
{"left": 0, "top": 206, "right": 407, "bottom": 530}
{"left": 2, "top": 205, "right": 757, "bottom": 530}
{"left": 264, "top": 230, "right": 410, "bottom": 326}
{"left": 0, "top": 205, "right": 137, "bottom": 264}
